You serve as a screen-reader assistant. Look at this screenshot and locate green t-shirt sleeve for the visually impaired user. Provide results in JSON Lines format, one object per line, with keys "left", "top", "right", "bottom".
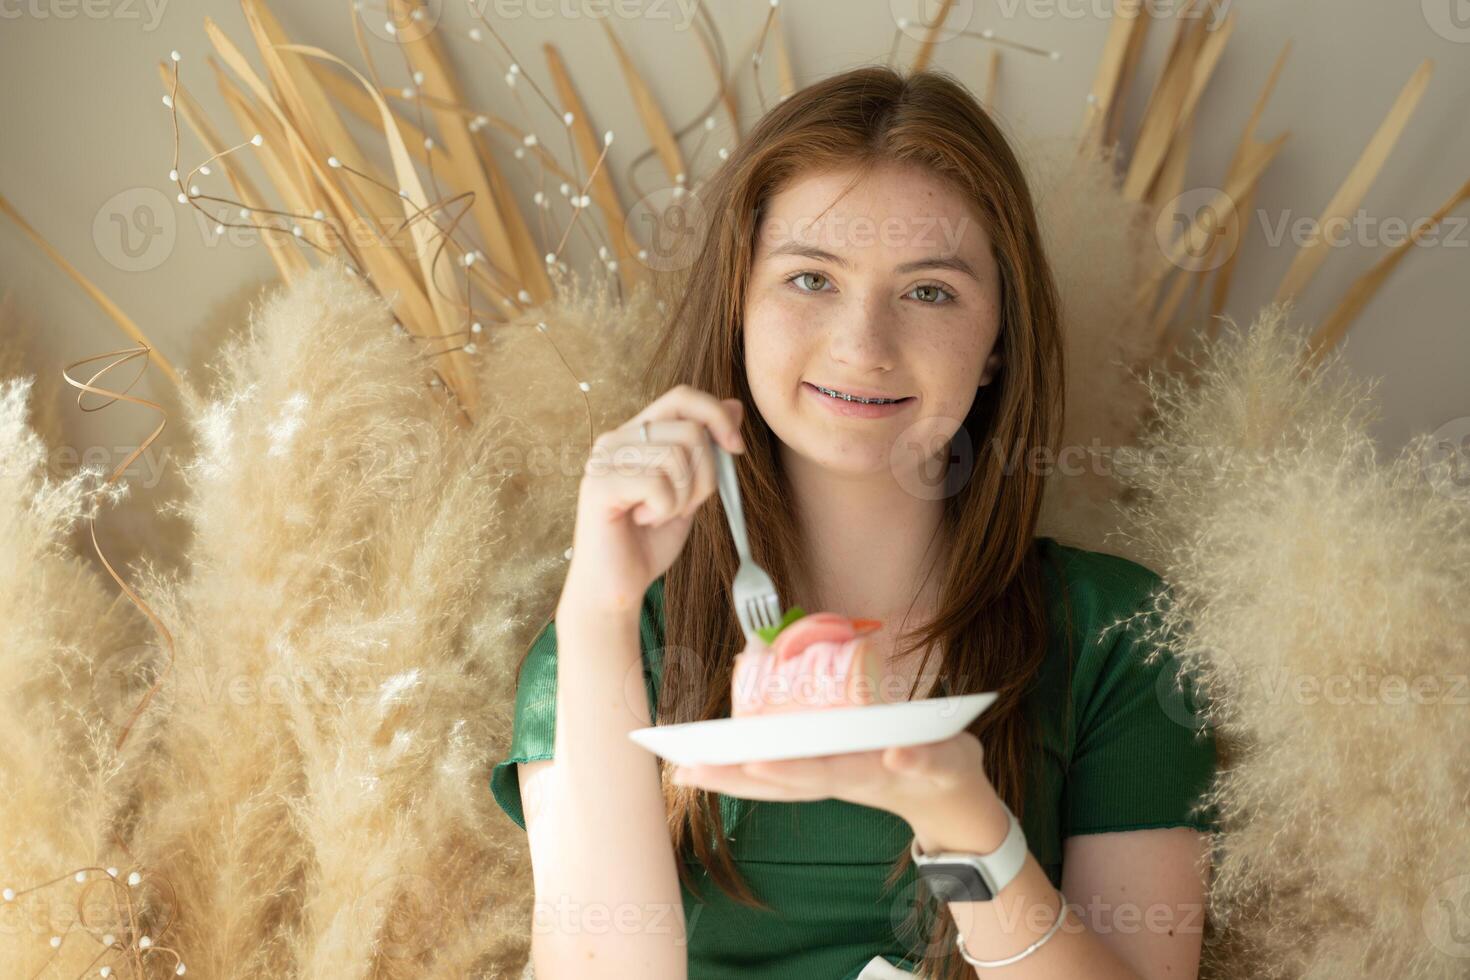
{"left": 489, "top": 579, "right": 666, "bottom": 831}
{"left": 1062, "top": 556, "right": 1219, "bottom": 838}
{"left": 488, "top": 616, "right": 560, "bottom": 831}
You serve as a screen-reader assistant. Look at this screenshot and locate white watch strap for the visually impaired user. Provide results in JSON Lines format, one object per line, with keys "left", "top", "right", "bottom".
{"left": 911, "top": 802, "right": 1027, "bottom": 897}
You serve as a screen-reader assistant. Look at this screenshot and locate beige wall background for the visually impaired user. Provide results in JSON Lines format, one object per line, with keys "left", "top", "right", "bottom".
{"left": 1, "top": 0, "right": 1466, "bottom": 466}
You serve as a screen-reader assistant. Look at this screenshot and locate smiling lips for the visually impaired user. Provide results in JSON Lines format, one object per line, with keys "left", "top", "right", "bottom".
{"left": 803, "top": 381, "right": 914, "bottom": 418}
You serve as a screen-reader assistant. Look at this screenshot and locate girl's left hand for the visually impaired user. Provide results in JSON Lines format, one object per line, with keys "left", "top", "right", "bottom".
{"left": 670, "top": 729, "right": 990, "bottom": 828}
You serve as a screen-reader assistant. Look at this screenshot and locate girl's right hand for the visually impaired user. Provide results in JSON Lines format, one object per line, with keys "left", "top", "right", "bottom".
{"left": 561, "top": 385, "right": 746, "bottom": 616}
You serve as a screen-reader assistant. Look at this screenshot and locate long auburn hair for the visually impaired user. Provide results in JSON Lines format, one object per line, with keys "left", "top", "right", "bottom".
{"left": 632, "top": 65, "right": 1066, "bottom": 977}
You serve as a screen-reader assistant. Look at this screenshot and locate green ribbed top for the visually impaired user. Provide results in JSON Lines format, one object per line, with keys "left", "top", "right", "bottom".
{"left": 490, "top": 536, "right": 1217, "bottom": 979}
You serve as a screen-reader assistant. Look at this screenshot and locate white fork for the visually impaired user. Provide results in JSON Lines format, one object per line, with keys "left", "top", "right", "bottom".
{"left": 707, "top": 432, "right": 783, "bottom": 643}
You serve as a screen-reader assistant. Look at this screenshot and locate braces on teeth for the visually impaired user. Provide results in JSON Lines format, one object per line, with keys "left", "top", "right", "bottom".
{"left": 815, "top": 385, "right": 902, "bottom": 405}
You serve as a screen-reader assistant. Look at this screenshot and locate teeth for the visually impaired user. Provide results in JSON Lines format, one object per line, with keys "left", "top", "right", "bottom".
{"left": 816, "top": 385, "right": 900, "bottom": 405}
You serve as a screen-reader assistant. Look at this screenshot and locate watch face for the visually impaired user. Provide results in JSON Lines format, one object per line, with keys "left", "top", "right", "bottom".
{"left": 917, "top": 862, "right": 994, "bottom": 903}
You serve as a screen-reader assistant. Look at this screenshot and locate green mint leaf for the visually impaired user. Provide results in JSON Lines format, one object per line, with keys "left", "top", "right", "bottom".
{"left": 754, "top": 605, "right": 807, "bottom": 645}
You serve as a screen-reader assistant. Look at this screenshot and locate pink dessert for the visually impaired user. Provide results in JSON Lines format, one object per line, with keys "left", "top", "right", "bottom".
{"left": 731, "top": 611, "right": 889, "bottom": 717}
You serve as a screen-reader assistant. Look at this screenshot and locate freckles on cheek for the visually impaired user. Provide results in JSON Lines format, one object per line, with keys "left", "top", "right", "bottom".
{"left": 744, "top": 302, "right": 807, "bottom": 378}
{"left": 918, "top": 328, "right": 989, "bottom": 410}
{"left": 939, "top": 318, "right": 993, "bottom": 379}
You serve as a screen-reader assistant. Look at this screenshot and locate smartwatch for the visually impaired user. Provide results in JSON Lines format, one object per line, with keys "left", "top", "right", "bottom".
{"left": 909, "top": 802, "right": 1027, "bottom": 903}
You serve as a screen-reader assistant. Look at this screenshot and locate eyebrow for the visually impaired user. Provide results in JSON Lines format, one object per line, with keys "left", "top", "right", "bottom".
{"left": 762, "top": 241, "right": 981, "bottom": 281}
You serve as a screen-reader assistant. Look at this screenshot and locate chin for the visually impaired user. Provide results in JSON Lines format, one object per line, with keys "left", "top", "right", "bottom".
{"left": 784, "top": 430, "right": 893, "bottom": 476}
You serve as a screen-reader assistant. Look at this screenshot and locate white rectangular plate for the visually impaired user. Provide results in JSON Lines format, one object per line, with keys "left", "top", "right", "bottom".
{"left": 627, "top": 692, "right": 998, "bottom": 767}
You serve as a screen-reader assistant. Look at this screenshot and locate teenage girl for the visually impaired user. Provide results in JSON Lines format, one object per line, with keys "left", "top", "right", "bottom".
{"left": 493, "top": 65, "right": 1216, "bottom": 980}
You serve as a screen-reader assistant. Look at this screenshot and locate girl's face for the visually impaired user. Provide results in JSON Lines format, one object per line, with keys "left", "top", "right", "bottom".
{"left": 742, "top": 162, "right": 1003, "bottom": 481}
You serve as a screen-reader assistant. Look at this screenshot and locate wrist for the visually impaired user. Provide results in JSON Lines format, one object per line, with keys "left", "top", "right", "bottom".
{"left": 559, "top": 567, "right": 647, "bottom": 622}
{"left": 908, "top": 774, "right": 1011, "bottom": 857}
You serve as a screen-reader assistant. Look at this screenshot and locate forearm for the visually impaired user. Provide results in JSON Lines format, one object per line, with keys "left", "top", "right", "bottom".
{"left": 910, "top": 788, "right": 1141, "bottom": 980}
{"left": 528, "top": 591, "right": 687, "bottom": 979}
{"left": 944, "top": 855, "right": 1139, "bottom": 979}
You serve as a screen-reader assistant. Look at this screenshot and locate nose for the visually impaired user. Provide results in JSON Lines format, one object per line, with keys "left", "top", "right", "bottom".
{"left": 825, "top": 288, "right": 899, "bottom": 372}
